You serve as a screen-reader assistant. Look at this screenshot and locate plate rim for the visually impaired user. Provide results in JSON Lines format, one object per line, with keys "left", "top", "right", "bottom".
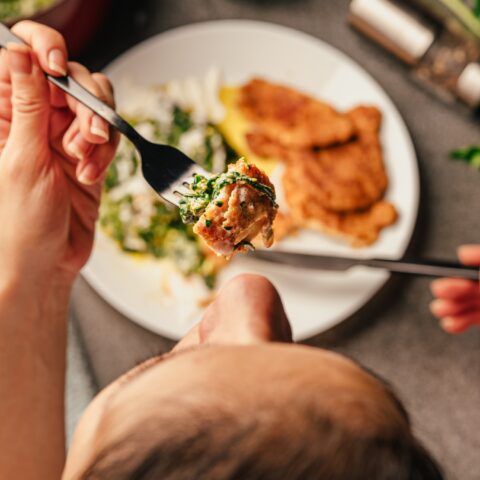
{"left": 82, "top": 19, "right": 420, "bottom": 340}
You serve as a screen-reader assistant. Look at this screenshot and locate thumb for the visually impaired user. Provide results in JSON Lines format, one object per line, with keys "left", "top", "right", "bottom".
{"left": 458, "top": 245, "right": 480, "bottom": 266}
{"left": 6, "top": 43, "right": 49, "bottom": 146}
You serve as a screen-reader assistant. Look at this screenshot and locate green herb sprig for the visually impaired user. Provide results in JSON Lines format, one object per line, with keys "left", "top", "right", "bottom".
{"left": 450, "top": 145, "right": 480, "bottom": 169}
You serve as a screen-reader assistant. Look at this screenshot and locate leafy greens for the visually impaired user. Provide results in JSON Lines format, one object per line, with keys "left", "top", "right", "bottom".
{"left": 450, "top": 145, "right": 480, "bottom": 169}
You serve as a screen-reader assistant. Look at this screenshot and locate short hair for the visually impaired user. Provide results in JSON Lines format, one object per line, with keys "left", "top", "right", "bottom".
{"left": 81, "top": 379, "right": 443, "bottom": 480}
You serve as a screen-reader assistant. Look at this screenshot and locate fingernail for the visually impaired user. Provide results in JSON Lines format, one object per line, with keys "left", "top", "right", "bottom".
{"left": 90, "top": 115, "right": 109, "bottom": 141}
{"left": 429, "top": 299, "right": 443, "bottom": 315}
{"left": 48, "top": 48, "right": 67, "bottom": 76}
{"left": 78, "top": 162, "right": 99, "bottom": 185}
{"left": 430, "top": 279, "right": 446, "bottom": 295}
{"left": 67, "top": 132, "right": 86, "bottom": 160}
{"left": 6, "top": 42, "right": 31, "bottom": 74}
{"left": 440, "top": 317, "right": 456, "bottom": 331}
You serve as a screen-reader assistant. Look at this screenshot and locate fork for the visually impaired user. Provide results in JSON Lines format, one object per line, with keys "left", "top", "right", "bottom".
{"left": 0, "top": 23, "right": 209, "bottom": 206}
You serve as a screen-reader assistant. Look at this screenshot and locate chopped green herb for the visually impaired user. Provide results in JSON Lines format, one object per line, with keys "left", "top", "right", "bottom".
{"left": 215, "top": 201, "right": 224, "bottom": 207}
{"left": 450, "top": 145, "right": 480, "bottom": 169}
{"left": 202, "top": 129, "right": 215, "bottom": 171}
{"left": 179, "top": 167, "right": 277, "bottom": 225}
{"left": 131, "top": 150, "right": 139, "bottom": 174}
{"left": 168, "top": 106, "right": 193, "bottom": 145}
{"left": 205, "top": 219, "right": 212, "bottom": 227}
{"left": 223, "top": 136, "right": 239, "bottom": 165}
{"left": 204, "top": 274, "right": 215, "bottom": 290}
{"left": 100, "top": 194, "right": 217, "bottom": 287}
{"left": 224, "top": 225, "right": 232, "bottom": 231}
{"left": 104, "top": 161, "right": 119, "bottom": 191}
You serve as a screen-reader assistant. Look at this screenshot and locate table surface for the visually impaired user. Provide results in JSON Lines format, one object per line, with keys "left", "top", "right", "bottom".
{"left": 71, "top": 1, "right": 480, "bottom": 478}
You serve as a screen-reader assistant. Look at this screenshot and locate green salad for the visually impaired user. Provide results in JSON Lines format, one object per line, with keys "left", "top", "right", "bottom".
{"left": 100, "top": 79, "right": 237, "bottom": 289}
{"left": 0, "top": 0, "right": 56, "bottom": 21}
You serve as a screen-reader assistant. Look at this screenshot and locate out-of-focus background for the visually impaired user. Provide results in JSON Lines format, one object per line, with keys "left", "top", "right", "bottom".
{"left": 4, "top": 1, "right": 479, "bottom": 479}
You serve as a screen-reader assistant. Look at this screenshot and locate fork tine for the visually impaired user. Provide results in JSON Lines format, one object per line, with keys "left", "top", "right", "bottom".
{"left": 139, "top": 142, "right": 211, "bottom": 207}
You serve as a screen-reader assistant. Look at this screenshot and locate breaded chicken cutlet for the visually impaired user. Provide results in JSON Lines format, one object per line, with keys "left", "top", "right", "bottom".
{"left": 283, "top": 173, "right": 397, "bottom": 246}
{"left": 307, "top": 106, "right": 387, "bottom": 212}
{"left": 239, "top": 78, "right": 355, "bottom": 149}
{"left": 243, "top": 97, "right": 397, "bottom": 246}
{"left": 249, "top": 106, "right": 388, "bottom": 212}
{"left": 284, "top": 107, "right": 396, "bottom": 246}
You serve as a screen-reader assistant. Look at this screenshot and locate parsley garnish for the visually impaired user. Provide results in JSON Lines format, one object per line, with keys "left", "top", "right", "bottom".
{"left": 167, "top": 106, "right": 193, "bottom": 145}
{"left": 450, "top": 145, "right": 480, "bottom": 169}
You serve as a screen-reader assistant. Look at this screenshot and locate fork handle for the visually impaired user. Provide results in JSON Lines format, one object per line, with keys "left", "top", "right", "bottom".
{"left": 0, "top": 23, "right": 146, "bottom": 148}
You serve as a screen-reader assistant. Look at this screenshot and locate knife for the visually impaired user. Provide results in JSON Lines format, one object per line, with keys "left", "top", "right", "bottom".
{"left": 250, "top": 250, "right": 479, "bottom": 280}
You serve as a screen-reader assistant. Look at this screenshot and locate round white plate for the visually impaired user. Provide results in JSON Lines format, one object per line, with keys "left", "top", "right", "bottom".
{"left": 82, "top": 20, "right": 419, "bottom": 341}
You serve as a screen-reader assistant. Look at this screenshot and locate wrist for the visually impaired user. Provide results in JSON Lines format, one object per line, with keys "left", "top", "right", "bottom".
{"left": 0, "top": 267, "right": 74, "bottom": 318}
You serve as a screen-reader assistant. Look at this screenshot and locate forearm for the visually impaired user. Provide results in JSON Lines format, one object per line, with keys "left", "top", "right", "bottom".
{"left": 0, "top": 272, "right": 72, "bottom": 479}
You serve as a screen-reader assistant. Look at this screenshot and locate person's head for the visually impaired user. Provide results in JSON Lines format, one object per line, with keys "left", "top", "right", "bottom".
{"left": 64, "top": 274, "right": 443, "bottom": 480}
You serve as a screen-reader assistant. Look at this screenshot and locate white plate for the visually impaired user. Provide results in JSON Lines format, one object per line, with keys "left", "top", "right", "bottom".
{"left": 82, "top": 20, "right": 419, "bottom": 341}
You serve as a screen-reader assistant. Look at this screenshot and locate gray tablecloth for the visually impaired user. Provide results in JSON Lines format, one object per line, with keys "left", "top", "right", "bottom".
{"left": 72, "top": 1, "right": 480, "bottom": 478}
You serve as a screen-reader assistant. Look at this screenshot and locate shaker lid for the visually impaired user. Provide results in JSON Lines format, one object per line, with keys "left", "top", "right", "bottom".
{"left": 349, "top": 0, "right": 435, "bottom": 65}
{"left": 456, "top": 62, "right": 480, "bottom": 107}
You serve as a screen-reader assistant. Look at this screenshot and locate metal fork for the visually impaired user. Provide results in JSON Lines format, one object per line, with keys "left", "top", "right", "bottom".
{"left": 0, "top": 23, "right": 208, "bottom": 206}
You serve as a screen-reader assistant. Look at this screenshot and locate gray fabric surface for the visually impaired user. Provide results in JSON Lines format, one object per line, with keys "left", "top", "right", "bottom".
{"left": 70, "top": 1, "right": 480, "bottom": 478}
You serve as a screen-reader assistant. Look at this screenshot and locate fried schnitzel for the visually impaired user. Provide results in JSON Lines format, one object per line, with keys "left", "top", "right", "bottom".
{"left": 283, "top": 169, "right": 397, "bottom": 247}
{"left": 221, "top": 78, "right": 397, "bottom": 247}
{"left": 239, "top": 78, "right": 355, "bottom": 149}
{"left": 243, "top": 101, "right": 396, "bottom": 245}
{"left": 248, "top": 106, "right": 388, "bottom": 212}
{"left": 281, "top": 105, "right": 396, "bottom": 246}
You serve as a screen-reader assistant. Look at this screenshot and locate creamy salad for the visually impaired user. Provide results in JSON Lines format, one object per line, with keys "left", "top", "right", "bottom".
{"left": 100, "top": 68, "right": 237, "bottom": 288}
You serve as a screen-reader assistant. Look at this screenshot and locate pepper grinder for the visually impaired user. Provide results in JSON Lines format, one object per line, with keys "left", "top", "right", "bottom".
{"left": 349, "top": 0, "right": 480, "bottom": 109}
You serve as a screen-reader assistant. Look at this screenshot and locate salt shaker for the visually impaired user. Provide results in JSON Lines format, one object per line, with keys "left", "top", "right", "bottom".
{"left": 349, "top": 0, "right": 480, "bottom": 108}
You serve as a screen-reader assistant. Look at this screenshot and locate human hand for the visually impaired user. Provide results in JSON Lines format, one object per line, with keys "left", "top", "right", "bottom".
{"left": 430, "top": 245, "right": 480, "bottom": 333}
{"left": 0, "top": 21, "right": 119, "bottom": 291}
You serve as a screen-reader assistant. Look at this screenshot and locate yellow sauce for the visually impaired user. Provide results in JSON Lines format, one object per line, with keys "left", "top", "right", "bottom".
{"left": 217, "top": 86, "right": 279, "bottom": 175}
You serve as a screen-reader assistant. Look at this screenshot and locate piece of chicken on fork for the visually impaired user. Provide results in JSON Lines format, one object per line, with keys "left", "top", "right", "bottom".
{"left": 180, "top": 159, "right": 278, "bottom": 257}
